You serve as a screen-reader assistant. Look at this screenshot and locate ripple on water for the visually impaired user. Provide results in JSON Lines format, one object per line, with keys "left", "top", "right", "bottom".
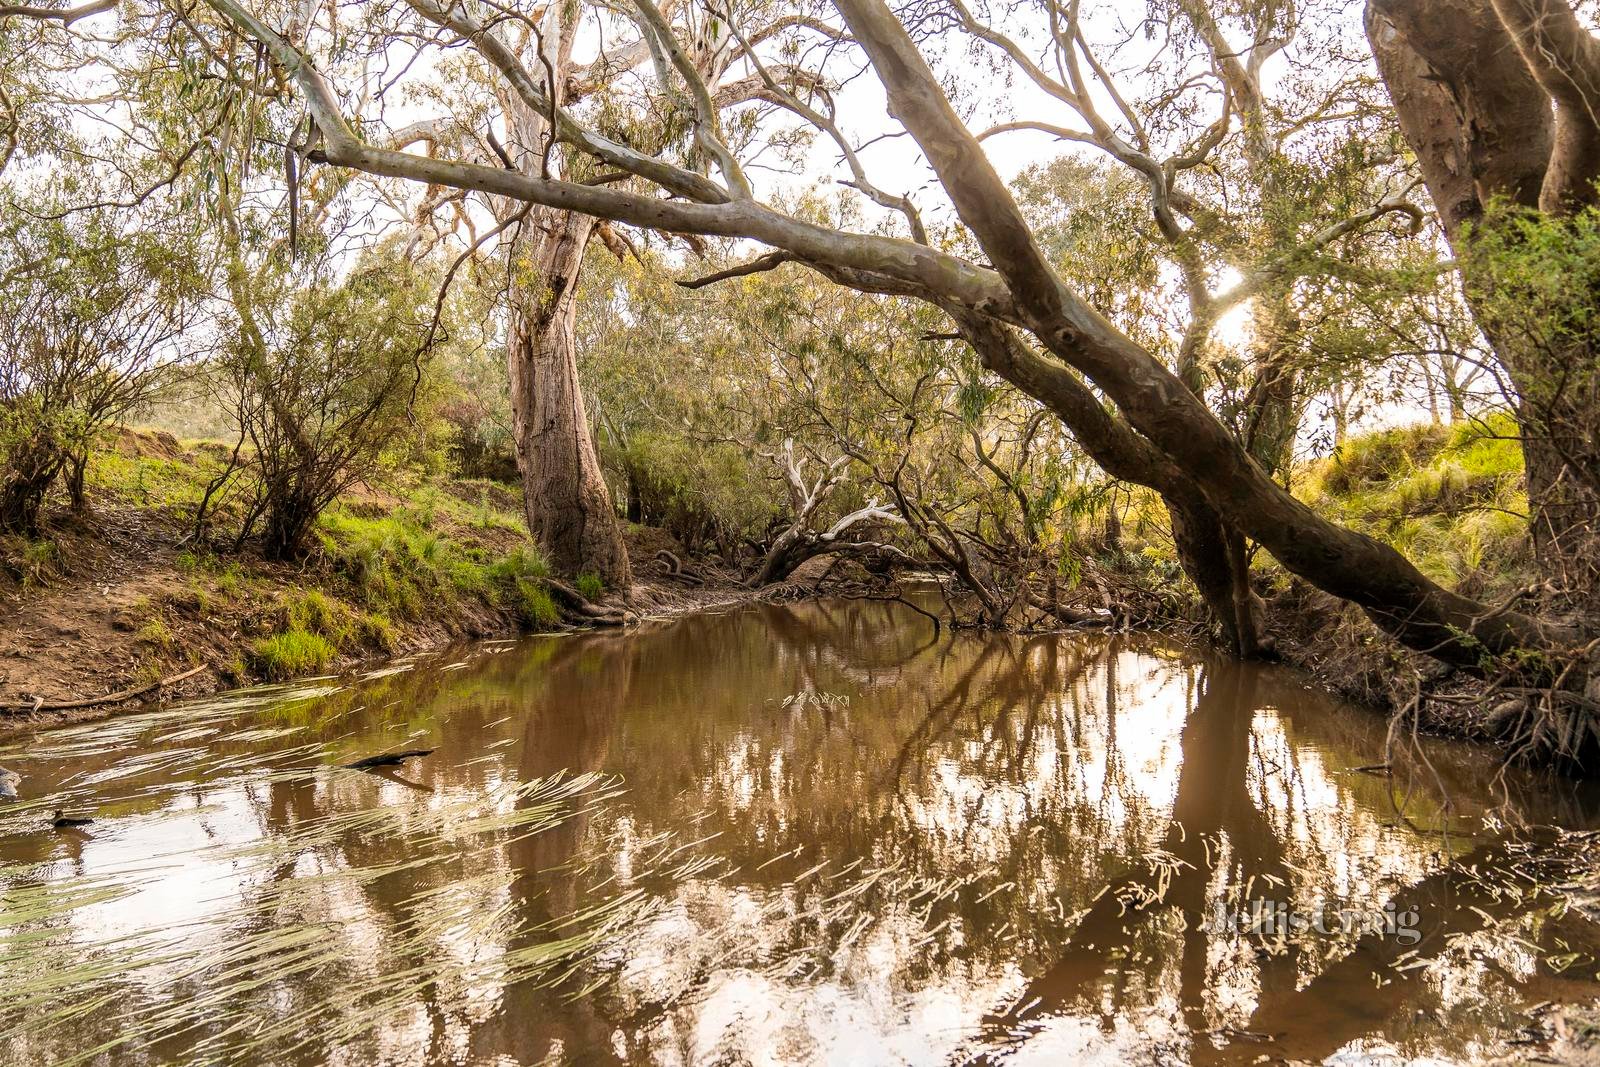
{"left": 1, "top": 596, "right": 1598, "bottom": 1065}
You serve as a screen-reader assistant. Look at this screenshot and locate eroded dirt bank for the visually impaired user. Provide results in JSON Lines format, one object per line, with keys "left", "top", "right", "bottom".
{"left": 0, "top": 430, "right": 784, "bottom": 739}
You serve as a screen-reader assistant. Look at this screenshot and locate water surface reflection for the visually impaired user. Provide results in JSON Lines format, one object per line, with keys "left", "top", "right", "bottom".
{"left": 2, "top": 596, "right": 1597, "bottom": 1064}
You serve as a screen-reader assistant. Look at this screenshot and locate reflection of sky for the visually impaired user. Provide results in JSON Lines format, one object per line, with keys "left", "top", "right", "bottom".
{"left": 66, "top": 789, "right": 261, "bottom": 957}
{"left": 1, "top": 602, "right": 1594, "bottom": 1065}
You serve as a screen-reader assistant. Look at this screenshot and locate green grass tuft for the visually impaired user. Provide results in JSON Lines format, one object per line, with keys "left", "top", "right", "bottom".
{"left": 1299, "top": 414, "right": 1528, "bottom": 589}
{"left": 136, "top": 616, "right": 174, "bottom": 651}
{"left": 515, "top": 579, "right": 561, "bottom": 627}
{"left": 250, "top": 630, "right": 337, "bottom": 680}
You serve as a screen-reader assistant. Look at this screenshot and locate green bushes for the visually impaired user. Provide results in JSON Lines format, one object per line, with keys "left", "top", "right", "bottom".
{"left": 615, "top": 432, "right": 780, "bottom": 555}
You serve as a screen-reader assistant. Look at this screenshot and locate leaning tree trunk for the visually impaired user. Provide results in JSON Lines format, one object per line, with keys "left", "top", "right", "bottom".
{"left": 507, "top": 209, "right": 632, "bottom": 590}
{"left": 1167, "top": 487, "right": 1269, "bottom": 658}
{"left": 950, "top": 309, "right": 1267, "bottom": 655}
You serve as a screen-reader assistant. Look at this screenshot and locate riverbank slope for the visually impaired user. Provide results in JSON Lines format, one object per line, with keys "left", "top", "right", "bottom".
{"left": 0, "top": 428, "right": 757, "bottom": 734}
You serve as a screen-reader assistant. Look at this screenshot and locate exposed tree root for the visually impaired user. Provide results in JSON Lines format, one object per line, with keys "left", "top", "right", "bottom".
{"left": 542, "top": 576, "right": 634, "bottom": 626}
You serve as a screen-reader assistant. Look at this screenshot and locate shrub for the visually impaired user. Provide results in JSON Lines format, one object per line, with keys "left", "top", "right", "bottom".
{"left": 215, "top": 244, "right": 449, "bottom": 560}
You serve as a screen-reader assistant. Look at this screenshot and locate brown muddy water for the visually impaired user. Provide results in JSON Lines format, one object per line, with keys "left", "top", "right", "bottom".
{"left": 2, "top": 595, "right": 1599, "bottom": 1066}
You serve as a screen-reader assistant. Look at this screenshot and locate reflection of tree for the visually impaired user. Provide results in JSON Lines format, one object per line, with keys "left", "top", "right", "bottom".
{"left": 515, "top": 634, "right": 636, "bottom": 919}
{"left": 961, "top": 663, "right": 1281, "bottom": 1055}
{"left": 13, "top": 600, "right": 1600, "bottom": 1065}
{"left": 960, "top": 659, "right": 1600, "bottom": 1064}
{"left": 467, "top": 632, "right": 637, "bottom": 1065}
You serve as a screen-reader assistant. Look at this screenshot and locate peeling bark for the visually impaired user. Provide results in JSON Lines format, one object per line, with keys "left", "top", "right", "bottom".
{"left": 1368, "top": 0, "right": 1600, "bottom": 601}
{"left": 506, "top": 209, "right": 631, "bottom": 588}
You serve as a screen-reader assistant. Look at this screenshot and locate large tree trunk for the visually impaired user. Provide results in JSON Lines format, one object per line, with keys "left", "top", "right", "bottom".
{"left": 829, "top": 0, "right": 1575, "bottom": 673}
{"left": 507, "top": 209, "right": 632, "bottom": 589}
{"left": 1367, "top": 0, "right": 1600, "bottom": 602}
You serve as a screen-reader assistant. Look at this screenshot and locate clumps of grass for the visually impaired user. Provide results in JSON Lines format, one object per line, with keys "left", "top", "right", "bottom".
{"left": 515, "top": 580, "right": 561, "bottom": 627}
{"left": 183, "top": 582, "right": 212, "bottom": 615}
{"left": 222, "top": 655, "right": 250, "bottom": 685}
{"left": 314, "top": 505, "right": 560, "bottom": 629}
{"left": 575, "top": 572, "right": 605, "bottom": 601}
{"left": 136, "top": 616, "right": 175, "bottom": 652}
{"left": 358, "top": 612, "right": 399, "bottom": 653}
{"left": 85, "top": 448, "right": 214, "bottom": 512}
{"left": 250, "top": 630, "right": 337, "bottom": 680}
{"left": 408, "top": 481, "right": 525, "bottom": 533}
{"left": 491, "top": 548, "right": 562, "bottom": 625}
{"left": 285, "top": 589, "right": 345, "bottom": 639}
{"left": 131, "top": 657, "right": 168, "bottom": 688}
{"left": 1311, "top": 422, "right": 1451, "bottom": 498}
{"left": 1299, "top": 413, "right": 1529, "bottom": 589}
{"left": 486, "top": 545, "right": 549, "bottom": 584}
{"left": 214, "top": 562, "right": 245, "bottom": 599}
{"left": 269, "top": 588, "right": 398, "bottom": 660}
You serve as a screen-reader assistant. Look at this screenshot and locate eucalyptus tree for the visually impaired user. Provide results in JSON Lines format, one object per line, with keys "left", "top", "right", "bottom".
{"left": 607, "top": 239, "right": 1126, "bottom": 620}
{"left": 0, "top": 0, "right": 107, "bottom": 174}
{"left": 261, "top": 0, "right": 822, "bottom": 588}
{"left": 975, "top": 3, "right": 1433, "bottom": 654}
{"left": 0, "top": 204, "right": 197, "bottom": 534}
{"left": 41, "top": 0, "right": 1595, "bottom": 745}
{"left": 17, "top": 0, "right": 818, "bottom": 587}
{"left": 1367, "top": 0, "right": 1600, "bottom": 609}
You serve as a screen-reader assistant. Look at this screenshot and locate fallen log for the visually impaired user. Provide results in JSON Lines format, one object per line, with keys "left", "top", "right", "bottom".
{"left": 0, "top": 664, "right": 209, "bottom": 713}
{"left": 653, "top": 549, "right": 706, "bottom": 585}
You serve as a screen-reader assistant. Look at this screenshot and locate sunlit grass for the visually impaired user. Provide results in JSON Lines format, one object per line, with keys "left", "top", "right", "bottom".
{"left": 1298, "top": 413, "right": 1529, "bottom": 588}
{"left": 250, "top": 630, "right": 337, "bottom": 680}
